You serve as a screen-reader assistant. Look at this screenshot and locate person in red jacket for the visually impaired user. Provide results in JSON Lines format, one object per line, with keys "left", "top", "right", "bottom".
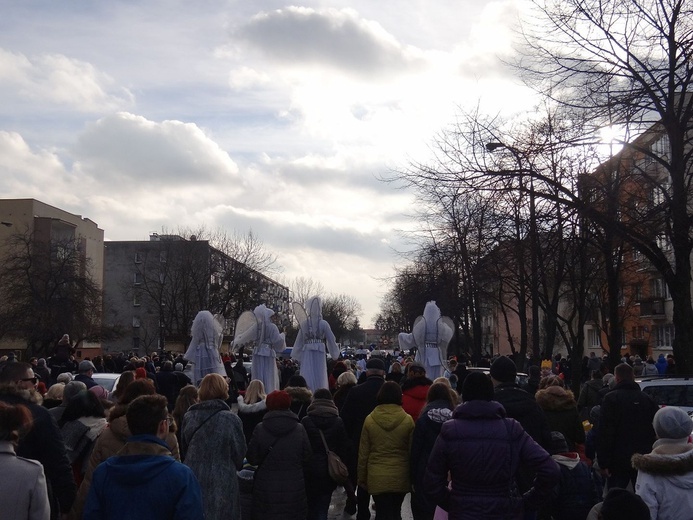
{"left": 401, "top": 362, "right": 433, "bottom": 421}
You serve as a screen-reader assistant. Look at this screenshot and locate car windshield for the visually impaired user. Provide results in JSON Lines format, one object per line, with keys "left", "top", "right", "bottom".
{"left": 92, "top": 375, "right": 118, "bottom": 392}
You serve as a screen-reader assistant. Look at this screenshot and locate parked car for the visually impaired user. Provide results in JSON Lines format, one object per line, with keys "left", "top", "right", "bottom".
{"left": 92, "top": 373, "right": 121, "bottom": 392}
{"left": 466, "top": 367, "right": 529, "bottom": 388}
{"left": 637, "top": 376, "right": 693, "bottom": 416}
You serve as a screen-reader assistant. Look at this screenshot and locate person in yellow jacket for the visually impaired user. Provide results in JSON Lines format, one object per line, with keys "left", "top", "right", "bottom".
{"left": 358, "top": 381, "right": 415, "bottom": 520}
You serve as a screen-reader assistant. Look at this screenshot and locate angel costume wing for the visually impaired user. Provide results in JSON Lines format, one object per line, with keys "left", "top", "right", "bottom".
{"left": 398, "top": 315, "right": 424, "bottom": 351}
{"left": 231, "top": 310, "right": 259, "bottom": 351}
{"left": 292, "top": 301, "right": 309, "bottom": 332}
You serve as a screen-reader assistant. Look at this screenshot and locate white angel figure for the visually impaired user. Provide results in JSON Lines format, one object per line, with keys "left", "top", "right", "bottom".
{"left": 398, "top": 301, "right": 454, "bottom": 380}
{"left": 183, "top": 310, "right": 227, "bottom": 386}
{"left": 232, "top": 304, "right": 286, "bottom": 393}
{"left": 291, "top": 296, "right": 339, "bottom": 391}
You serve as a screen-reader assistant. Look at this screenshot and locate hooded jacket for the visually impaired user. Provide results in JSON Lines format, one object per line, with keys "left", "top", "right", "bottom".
{"left": 547, "top": 453, "right": 597, "bottom": 520}
{"left": 423, "top": 400, "right": 559, "bottom": 520}
{"left": 83, "top": 435, "right": 203, "bottom": 520}
{"left": 246, "top": 410, "right": 312, "bottom": 520}
{"left": 632, "top": 441, "right": 693, "bottom": 520}
{"left": 410, "top": 399, "right": 454, "bottom": 516}
{"left": 358, "top": 403, "right": 415, "bottom": 495}
{"left": 70, "top": 404, "right": 180, "bottom": 519}
{"left": 284, "top": 385, "right": 313, "bottom": 422}
{"left": 535, "top": 386, "right": 585, "bottom": 450}
{"left": 236, "top": 396, "right": 267, "bottom": 443}
{"left": 401, "top": 377, "right": 433, "bottom": 421}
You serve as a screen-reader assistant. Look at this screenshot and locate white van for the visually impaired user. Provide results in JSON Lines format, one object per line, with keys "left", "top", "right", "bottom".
{"left": 637, "top": 376, "right": 693, "bottom": 416}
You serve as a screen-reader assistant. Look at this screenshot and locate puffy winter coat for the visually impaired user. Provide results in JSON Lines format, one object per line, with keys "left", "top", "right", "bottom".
{"left": 535, "top": 386, "right": 585, "bottom": 450}
{"left": 632, "top": 441, "right": 693, "bottom": 520}
{"left": 410, "top": 399, "right": 454, "bottom": 517}
{"left": 358, "top": 403, "right": 414, "bottom": 495}
{"left": 182, "top": 399, "right": 246, "bottom": 520}
{"left": 246, "top": 410, "right": 312, "bottom": 520}
{"left": 423, "top": 400, "right": 560, "bottom": 520}
{"left": 494, "top": 383, "right": 552, "bottom": 450}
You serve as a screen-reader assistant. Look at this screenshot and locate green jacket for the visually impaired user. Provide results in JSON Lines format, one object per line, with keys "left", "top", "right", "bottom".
{"left": 358, "top": 403, "right": 414, "bottom": 494}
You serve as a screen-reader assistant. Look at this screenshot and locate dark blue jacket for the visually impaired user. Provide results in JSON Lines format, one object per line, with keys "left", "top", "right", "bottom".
{"left": 84, "top": 435, "right": 203, "bottom": 520}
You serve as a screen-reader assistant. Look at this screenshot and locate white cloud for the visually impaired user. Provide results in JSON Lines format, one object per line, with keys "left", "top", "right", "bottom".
{"left": 234, "top": 7, "right": 425, "bottom": 78}
{"left": 0, "top": 48, "right": 133, "bottom": 112}
{"left": 73, "top": 112, "right": 241, "bottom": 186}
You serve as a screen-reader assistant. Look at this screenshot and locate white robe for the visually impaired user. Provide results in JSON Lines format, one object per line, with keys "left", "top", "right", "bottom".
{"left": 292, "top": 320, "right": 339, "bottom": 392}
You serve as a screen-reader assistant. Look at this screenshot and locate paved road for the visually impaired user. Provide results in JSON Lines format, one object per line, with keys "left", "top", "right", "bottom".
{"left": 328, "top": 489, "right": 413, "bottom": 520}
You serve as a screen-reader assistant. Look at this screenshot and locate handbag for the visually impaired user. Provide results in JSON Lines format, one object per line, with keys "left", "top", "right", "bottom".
{"left": 317, "top": 429, "right": 349, "bottom": 485}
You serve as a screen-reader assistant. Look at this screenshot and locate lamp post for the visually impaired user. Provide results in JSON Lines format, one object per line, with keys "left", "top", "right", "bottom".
{"left": 486, "top": 142, "right": 541, "bottom": 360}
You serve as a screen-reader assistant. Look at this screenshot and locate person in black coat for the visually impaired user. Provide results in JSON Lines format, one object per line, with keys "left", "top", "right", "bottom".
{"left": 0, "top": 362, "right": 76, "bottom": 519}
{"left": 596, "top": 363, "right": 658, "bottom": 490}
{"left": 246, "top": 390, "right": 312, "bottom": 520}
{"left": 302, "top": 389, "right": 353, "bottom": 520}
{"left": 339, "top": 358, "right": 386, "bottom": 520}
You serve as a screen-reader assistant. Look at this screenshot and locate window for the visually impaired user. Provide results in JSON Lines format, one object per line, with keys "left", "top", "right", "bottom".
{"left": 588, "top": 328, "right": 601, "bottom": 348}
{"left": 132, "top": 316, "right": 141, "bottom": 328}
{"left": 651, "top": 278, "right": 670, "bottom": 299}
{"left": 132, "top": 337, "right": 140, "bottom": 351}
{"left": 618, "top": 287, "right": 625, "bottom": 306}
{"left": 633, "top": 283, "right": 643, "bottom": 302}
{"left": 651, "top": 135, "right": 670, "bottom": 161}
{"left": 656, "top": 234, "right": 671, "bottom": 251}
{"left": 133, "top": 293, "right": 141, "bottom": 307}
{"left": 159, "top": 251, "right": 167, "bottom": 263}
{"left": 631, "top": 326, "right": 645, "bottom": 339}
{"left": 134, "top": 252, "right": 143, "bottom": 264}
{"left": 133, "top": 272, "right": 142, "bottom": 286}
{"left": 654, "top": 324, "right": 674, "bottom": 348}
{"left": 633, "top": 249, "right": 642, "bottom": 262}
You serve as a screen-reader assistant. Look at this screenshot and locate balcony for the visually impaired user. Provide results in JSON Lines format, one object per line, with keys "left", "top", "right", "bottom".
{"left": 640, "top": 298, "right": 666, "bottom": 318}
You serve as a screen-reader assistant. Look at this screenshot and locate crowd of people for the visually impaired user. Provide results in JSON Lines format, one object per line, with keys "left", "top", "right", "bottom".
{"left": 0, "top": 325, "right": 691, "bottom": 520}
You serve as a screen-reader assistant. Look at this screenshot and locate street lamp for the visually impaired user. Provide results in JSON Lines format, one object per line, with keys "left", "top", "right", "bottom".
{"left": 486, "top": 141, "right": 541, "bottom": 360}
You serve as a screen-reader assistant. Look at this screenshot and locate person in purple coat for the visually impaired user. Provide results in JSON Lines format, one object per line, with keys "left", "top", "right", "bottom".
{"left": 423, "top": 372, "right": 560, "bottom": 520}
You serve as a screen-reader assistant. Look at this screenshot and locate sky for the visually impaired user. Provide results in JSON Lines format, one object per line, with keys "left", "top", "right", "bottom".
{"left": 0, "top": 0, "right": 539, "bottom": 327}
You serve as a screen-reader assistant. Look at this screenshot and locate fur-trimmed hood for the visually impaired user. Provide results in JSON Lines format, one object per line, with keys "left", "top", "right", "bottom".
{"left": 0, "top": 384, "right": 43, "bottom": 405}
{"left": 284, "top": 385, "right": 313, "bottom": 403}
{"left": 535, "top": 386, "right": 577, "bottom": 412}
{"left": 632, "top": 443, "right": 693, "bottom": 483}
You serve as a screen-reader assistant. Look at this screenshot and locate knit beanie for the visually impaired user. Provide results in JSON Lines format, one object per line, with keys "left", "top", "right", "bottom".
{"left": 549, "top": 431, "right": 570, "bottom": 455}
{"left": 462, "top": 371, "right": 494, "bottom": 402}
{"left": 266, "top": 390, "right": 291, "bottom": 411}
{"left": 653, "top": 406, "right": 692, "bottom": 440}
{"left": 490, "top": 356, "right": 517, "bottom": 383}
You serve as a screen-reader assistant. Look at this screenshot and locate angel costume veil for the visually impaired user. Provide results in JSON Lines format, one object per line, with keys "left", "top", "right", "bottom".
{"left": 291, "top": 296, "right": 339, "bottom": 391}
{"left": 398, "top": 301, "right": 453, "bottom": 380}
{"left": 232, "top": 304, "right": 286, "bottom": 393}
{"left": 183, "top": 310, "right": 227, "bottom": 386}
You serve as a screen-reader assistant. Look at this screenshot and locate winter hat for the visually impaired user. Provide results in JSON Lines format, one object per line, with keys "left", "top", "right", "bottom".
{"left": 599, "top": 488, "right": 649, "bottom": 520}
{"left": 490, "top": 356, "right": 517, "bottom": 383}
{"left": 653, "top": 406, "right": 693, "bottom": 440}
{"left": 366, "top": 358, "right": 386, "bottom": 371}
{"left": 135, "top": 367, "right": 147, "bottom": 380}
{"left": 56, "top": 372, "right": 73, "bottom": 384}
{"left": 58, "top": 334, "right": 70, "bottom": 345}
{"left": 549, "top": 431, "right": 570, "bottom": 455}
{"left": 89, "top": 385, "right": 109, "bottom": 400}
{"left": 266, "top": 390, "right": 291, "bottom": 411}
{"left": 78, "top": 360, "right": 96, "bottom": 373}
{"left": 462, "top": 371, "right": 494, "bottom": 402}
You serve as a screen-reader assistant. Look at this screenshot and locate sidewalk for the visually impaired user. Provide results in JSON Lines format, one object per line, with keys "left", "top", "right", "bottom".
{"left": 328, "top": 489, "right": 413, "bottom": 520}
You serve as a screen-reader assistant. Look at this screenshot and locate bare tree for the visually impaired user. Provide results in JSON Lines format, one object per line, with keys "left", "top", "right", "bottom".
{"left": 517, "top": 0, "right": 693, "bottom": 372}
{"left": 0, "top": 228, "right": 114, "bottom": 356}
